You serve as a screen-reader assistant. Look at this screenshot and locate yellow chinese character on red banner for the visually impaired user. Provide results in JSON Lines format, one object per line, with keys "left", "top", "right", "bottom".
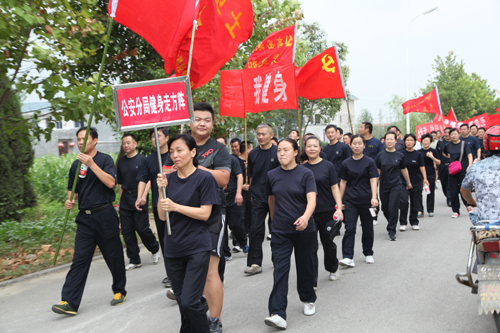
{"left": 197, "top": 6, "right": 206, "bottom": 27}
{"left": 259, "top": 57, "right": 268, "bottom": 67}
{"left": 285, "top": 35, "right": 293, "bottom": 47}
{"left": 215, "top": 0, "right": 226, "bottom": 15}
{"left": 429, "top": 104, "right": 433, "bottom": 110}
{"left": 276, "top": 37, "right": 283, "bottom": 48}
{"left": 248, "top": 60, "right": 258, "bottom": 69}
{"left": 267, "top": 40, "right": 275, "bottom": 49}
{"left": 256, "top": 42, "right": 265, "bottom": 51}
{"left": 270, "top": 53, "right": 279, "bottom": 64}
{"left": 425, "top": 94, "right": 432, "bottom": 101}
{"left": 225, "top": 11, "right": 242, "bottom": 39}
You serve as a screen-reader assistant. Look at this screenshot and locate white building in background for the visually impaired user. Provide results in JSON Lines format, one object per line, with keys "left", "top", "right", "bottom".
{"left": 22, "top": 102, "right": 121, "bottom": 158}
{"left": 305, "top": 95, "right": 358, "bottom": 142}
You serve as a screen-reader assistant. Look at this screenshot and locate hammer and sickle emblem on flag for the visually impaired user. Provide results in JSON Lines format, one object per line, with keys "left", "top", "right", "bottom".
{"left": 322, "top": 54, "right": 336, "bottom": 73}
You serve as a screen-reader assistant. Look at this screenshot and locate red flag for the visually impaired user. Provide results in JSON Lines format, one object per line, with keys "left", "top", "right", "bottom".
{"left": 416, "top": 122, "right": 444, "bottom": 141}
{"left": 488, "top": 113, "right": 500, "bottom": 128}
{"left": 496, "top": 107, "right": 500, "bottom": 113}
{"left": 446, "top": 107, "right": 458, "bottom": 122}
{"left": 173, "top": 0, "right": 253, "bottom": 89}
{"left": 109, "top": 0, "right": 199, "bottom": 74}
{"left": 245, "top": 25, "right": 296, "bottom": 69}
{"left": 220, "top": 70, "right": 245, "bottom": 118}
{"left": 432, "top": 113, "right": 442, "bottom": 123}
{"left": 242, "top": 63, "right": 298, "bottom": 113}
{"left": 296, "top": 45, "right": 346, "bottom": 100}
{"left": 402, "top": 88, "right": 442, "bottom": 115}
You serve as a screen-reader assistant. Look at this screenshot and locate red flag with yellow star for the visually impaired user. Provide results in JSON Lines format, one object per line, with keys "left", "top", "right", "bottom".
{"left": 296, "top": 45, "right": 346, "bottom": 100}
{"left": 245, "top": 25, "right": 296, "bottom": 69}
{"left": 402, "top": 88, "right": 442, "bottom": 115}
{"left": 172, "top": 0, "right": 253, "bottom": 89}
{"left": 109, "top": 0, "right": 200, "bottom": 75}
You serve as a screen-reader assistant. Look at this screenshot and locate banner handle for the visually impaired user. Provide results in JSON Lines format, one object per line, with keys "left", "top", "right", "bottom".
{"left": 346, "top": 96, "right": 354, "bottom": 133}
{"left": 53, "top": 17, "right": 115, "bottom": 266}
{"left": 244, "top": 116, "right": 248, "bottom": 184}
{"left": 155, "top": 126, "right": 172, "bottom": 235}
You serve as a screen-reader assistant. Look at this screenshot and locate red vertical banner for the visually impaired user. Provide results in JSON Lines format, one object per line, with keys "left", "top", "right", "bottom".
{"left": 220, "top": 70, "right": 246, "bottom": 118}
{"left": 242, "top": 63, "right": 298, "bottom": 113}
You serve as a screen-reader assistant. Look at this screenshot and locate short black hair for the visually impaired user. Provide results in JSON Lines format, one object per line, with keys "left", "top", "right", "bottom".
{"left": 404, "top": 133, "right": 417, "bottom": 145}
{"left": 460, "top": 123, "right": 469, "bottom": 129}
{"left": 167, "top": 134, "right": 198, "bottom": 167}
{"left": 325, "top": 124, "right": 337, "bottom": 132}
{"left": 387, "top": 125, "right": 400, "bottom": 133}
{"left": 240, "top": 140, "right": 252, "bottom": 154}
{"left": 122, "top": 133, "right": 137, "bottom": 142}
{"left": 421, "top": 133, "right": 433, "bottom": 143}
{"left": 362, "top": 121, "right": 373, "bottom": 134}
{"left": 337, "top": 127, "right": 343, "bottom": 135}
{"left": 278, "top": 138, "right": 299, "bottom": 151}
{"left": 384, "top": 132, "right": 397, "bottom": 141}
{"left": 470, "top": 124, "right": 478, "bottom": 130}
{"left": 290, "top": 130, "right": 299, "bottom": 135}
{"left": 436, "top": 130, "right": 442, "bottom": 134}
{"left": 351, "top": 134, "right": 365, "bottom": 145}
{"left": 478, "top": 127, "right": 486, "bottom": 132}
{"left": 76, "top": 126, "right": 98, "bottom": 140}
{"left": 444, "top": 127, "right": 452, "bottom": 133}
{"left": 193, "top": 102, "right": 215, "bottom": 121}
{"left": 149, "top": 127, "right": 169, "bottom": 137}
{"left": 271, "top": 137, "right": 279, "bottom": 144}
{"left": 230, "top": 137, "right": 241, "bottom": 145}
{"left": 450, "top": 128, "right": 459, "bottom": 135}
{"left": 304, "top": 133, "right": 315, "bottom": 137}
{"left": 430, "top": 131, "right": 437, "bottom": 135}
{"left": 215, "top": 136, "right": 227, "bottom": 145}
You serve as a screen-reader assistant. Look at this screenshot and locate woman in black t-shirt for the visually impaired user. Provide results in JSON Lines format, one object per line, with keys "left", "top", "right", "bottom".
{"left": 339, "top": 135, "right": 379, "bottom": 267}
{"left": 157, "top": 134, "right": 220, "bottom": 333}
{"left": 443, "top": 128, "right": 473, "bottom": 217}
{"left": 418, "top": 133, "right": 441, "bottom": 217}
{"left": 303, "top": 136, "right": 343, "bottom": 285}
{"left": 375, "top": 132, "right": 412, "bottom": 241}
{"left": 399, "top": 134, "right": 428, "bottom": 231}
{"left": 264, "top": 138, "right": 317, "bottom": 330}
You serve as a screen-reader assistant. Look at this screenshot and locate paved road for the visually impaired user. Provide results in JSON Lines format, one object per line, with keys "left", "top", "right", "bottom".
{"left": 0, "top": 189, "right": 496, "bottom": 332}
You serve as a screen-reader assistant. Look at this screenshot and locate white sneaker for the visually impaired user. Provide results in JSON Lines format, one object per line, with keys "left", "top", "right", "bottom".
{"left": 232, "top": 245, "right": 243, "bottom": 253}
{"left": 125, "top": 263, "right": 142, "bottom": 271}
{"left": 339, "top": 258, "right": 355, "bottom": 267}
{"left": 304, "top": 302, "right": 316, "bottom": 316}
{"left": 365, "top": 256, "right": 375, "bottom": 264}
{"left": 329, "top": 270, "right": 340, "bottom": 281}
{"left": 152, "top": 251, "right": 161, "bottom": 264}
{"left": 399, "top": 225, "right": 406, "bottom": 231}
{"left": 412, "top": 225, "right": 420, "bottom": 230}
{"left": 264, "top": 314, "right": 287, "bottom": 329}
{"left": 373, "top": 220, "right": 379, "bottom": 226}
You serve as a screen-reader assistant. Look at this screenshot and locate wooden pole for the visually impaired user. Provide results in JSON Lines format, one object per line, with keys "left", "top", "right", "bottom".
{"left": 179, "top": 21, "right": 197, "bottom": 135}
{"left": 346, "top": 97, "right": 354, "bottom": 133}
{"left": 53, "top": 17, "right": 114, "bottom": 266}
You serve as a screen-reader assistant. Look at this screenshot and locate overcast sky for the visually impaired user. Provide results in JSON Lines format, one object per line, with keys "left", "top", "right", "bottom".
{"left": 301, "top": 0, "right": 500, "bottom": 123}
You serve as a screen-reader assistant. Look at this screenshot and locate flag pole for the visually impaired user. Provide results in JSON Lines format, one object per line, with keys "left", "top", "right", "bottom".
{"left": 346, "top": 96, "right": 354, "bottom": 133}
{"left": 244, "top": 115, "right": 248, "bottom": 184}
{"left": 155, "top": 126, "right": 171, "bottom": 235}
{"left": 179, "top": 21, "right": 198, "bottom": 135}
{"left": 53, "top": 17, "right": 115, "bottom": 266}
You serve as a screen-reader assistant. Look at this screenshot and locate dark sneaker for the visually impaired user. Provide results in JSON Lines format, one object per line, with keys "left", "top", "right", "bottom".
{"left": 243, "top": 245, "right": 249, "bottom": 254}
{"left": 208, "top": 317, "right": 223, "bottom": 333}
{"left": 389, "top": 234, "right": 397, "bottom": 241}
{"left": 163, "top": 277, "right": 172, "bottom": 288}
{"left": 110, "top": 293, "right": 126, "bottom": 306}
{"left": 200, "top": 296, "right": 209, "bottom": 313}
{"left": 52, "top": 301, "right": 77, "bottom": 315}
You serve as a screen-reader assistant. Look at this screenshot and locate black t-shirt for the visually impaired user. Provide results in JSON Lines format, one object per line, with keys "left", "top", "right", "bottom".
{"left": 322, "top": 141, "right": 352, "bottom": 174}
{"left": 461, "top": 135, "right": 480, "bottom": 159}
{"left": 266, "top": 165, "right": 317, "bottom": 234}
{"left": 225, "top": 155, "right": 242, "bottom": 193}
{"left": 136, "top": 151, "right": 171, "bottom": 209}
{"left": 302, "top": 159, "right": 338, "bottom": 214}
{"left": 339, "top": 156, "right": 378, "bottom": 204}
{"left": 443, "top": 141, "right": 472, "bottom": 174}
{"left": 117, "top": 153, "right": 146, "bottom": 191}
{"left": 164, "top": 169, "right": 221, "bottom": 258}
{"left": 364, "top": 137, "right": 383, "bottom": 160}
{"left": 195, "top": 138, "right": 231, "bottom": 172}
{"left": 419, "top": 148, "right": 439, "bottom": 181}
{"left": 375, "top": 150, "right": 406, "bottom": 192}
{"left": 436, "top": 139, "right": 451, "bottom": 165}
{"left": 248, "top": 145, "right": 280, "bottom": 204}
{"left": 68, "top": 151, "right": 116, "bottom": 210}
{"left": 402, "top": 150, "right": 425, "bottom": 185}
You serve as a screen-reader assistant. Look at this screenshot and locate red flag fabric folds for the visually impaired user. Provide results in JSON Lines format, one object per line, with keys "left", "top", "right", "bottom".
{"left": 245, "top": 25, "right": 296, "bottom": 69}
{"left": 220, "top": 70, "right": 245, "bottom": 118}
{"left": 402, "top": 88, "right": 441, "bottom": 115}
{"left": 109, "top": 0, "right": 200, "bottom": 75}
{"left": 242, "top": 63, "right": 298, "bottom": 113}
{"left": 296, "top": 45, "right": 346, "bottom": 100}
{"left": 173, "top": 0, "right": 253, "bottom": 89}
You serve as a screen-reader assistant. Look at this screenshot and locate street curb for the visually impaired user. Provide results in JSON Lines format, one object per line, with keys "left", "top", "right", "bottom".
{"left": 0, "top": 245, "right": 144, "bottom": 289}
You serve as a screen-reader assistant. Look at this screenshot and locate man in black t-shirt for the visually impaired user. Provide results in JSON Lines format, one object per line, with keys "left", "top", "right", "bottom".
{"left": 245, "top": 123, "right": 280, "bottom": 275}
{"left": 52, "top": 127, "right": 126, "bottom": 316}
{"left": 322, "top": 124, "right": 351, "bottom": 177}
{"left": 436, "top": 127, "right": 452, "bottom": 205}
{"left": 117, "top": 133, "right": 160, "bottom": 271}
{"left": 136, "top": 127, "right": 171, "bottom": 288}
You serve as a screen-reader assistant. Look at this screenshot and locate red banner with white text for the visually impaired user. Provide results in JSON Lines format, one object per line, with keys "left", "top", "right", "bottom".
{"left": 416, "top": 122, "right": 444, "bottom": 141}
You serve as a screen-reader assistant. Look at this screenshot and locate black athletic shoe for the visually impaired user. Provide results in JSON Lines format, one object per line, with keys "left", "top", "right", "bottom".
{"left": 389, "top": 234, "right": 397, "bottom": 241}
{"left": 162, "top": 277, "right": 172, "bottom": 288}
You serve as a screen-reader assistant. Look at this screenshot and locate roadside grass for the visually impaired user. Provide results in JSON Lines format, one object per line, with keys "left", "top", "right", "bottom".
{"left": 0, "top": 153, "right": 122, "bottom": 282}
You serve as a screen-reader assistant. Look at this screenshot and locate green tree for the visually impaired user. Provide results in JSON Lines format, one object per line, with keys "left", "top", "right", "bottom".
{"left": 421, "top": 52, "right": 497, "bottom": 120}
